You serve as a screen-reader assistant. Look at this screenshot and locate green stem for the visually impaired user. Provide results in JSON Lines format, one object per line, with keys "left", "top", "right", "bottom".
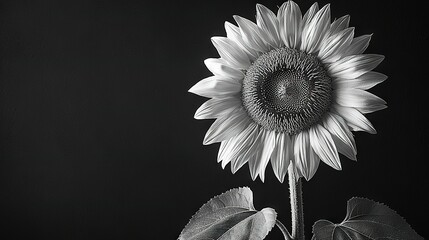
{"left": 288, "top": 164, "right": 305, "bottom": 240}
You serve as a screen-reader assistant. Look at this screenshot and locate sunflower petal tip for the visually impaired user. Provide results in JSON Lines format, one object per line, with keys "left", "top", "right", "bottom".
{"left": 202, "top": 136, "right": 212, "bottom": 145}
{"left": 323, "top": 3, "right": 331, "bottom": 10}
{"left": 250, "top": 171, "right": 258, "bottom": 181}
{"left": 303, "top": 174, "right": 310, "bottom": 181}
{"left": 188, "top": 85, "right": 197, "bottom": 94}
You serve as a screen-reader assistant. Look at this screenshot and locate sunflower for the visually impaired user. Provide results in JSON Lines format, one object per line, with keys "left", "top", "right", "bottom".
{"left": 189, "top": 1, "right": 386, "bottom": 182}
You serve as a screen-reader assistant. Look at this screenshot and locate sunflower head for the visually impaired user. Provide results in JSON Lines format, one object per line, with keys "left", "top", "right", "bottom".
{"left": 189, "top": 1, "right": 386, "bottom": 182}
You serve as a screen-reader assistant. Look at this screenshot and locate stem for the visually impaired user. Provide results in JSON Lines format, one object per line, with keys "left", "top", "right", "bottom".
{"left": 275, "top": 219, "right": 292, "bottom": 240}
{"left": 288, "top": 164, "right": 305, "bottom": 240}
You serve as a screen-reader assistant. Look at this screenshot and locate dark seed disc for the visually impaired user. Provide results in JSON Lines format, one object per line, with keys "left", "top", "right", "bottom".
{"left": 242, "top": 47, "right": 332, "bottom": 134}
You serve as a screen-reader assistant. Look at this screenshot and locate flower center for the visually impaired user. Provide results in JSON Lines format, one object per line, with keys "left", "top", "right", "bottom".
{"left": 242, "top": 47, "right": 332, "bottom": 134}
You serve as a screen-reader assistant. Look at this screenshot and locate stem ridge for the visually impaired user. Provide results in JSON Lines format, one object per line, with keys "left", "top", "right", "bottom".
{"left": 288, "top": 164, "right": 305, "bottom": 240}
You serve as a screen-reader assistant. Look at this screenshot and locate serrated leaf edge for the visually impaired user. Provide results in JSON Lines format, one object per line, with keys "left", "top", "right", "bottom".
{"left": 312, "top": 197, "right": 423, "bottom": 240}
{"left": 178, "top": 186, "right": 253, "bottom": 239}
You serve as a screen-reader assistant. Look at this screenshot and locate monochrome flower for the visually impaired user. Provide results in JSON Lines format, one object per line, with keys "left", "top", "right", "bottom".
{"left": 189, "top": 1, "right": 386, "bottom": 182}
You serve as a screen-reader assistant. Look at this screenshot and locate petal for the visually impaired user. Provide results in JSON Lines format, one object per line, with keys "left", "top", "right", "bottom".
{"left": 333, "top": 71, "right": 388, "bottom": 90}
{"left": 248, "top": 150, "right": 262, "bottom": 181}
{"left": 218, "top": 139, "right": 232, "bottom": 164}
{"left": 218, "top": 123, "right": 258, "bottom": 168}
{"left": 233, "top": 15, "right": 270, "bottom": 53}
{"left": 301, "top": 2, "right": 319, "bottom": 26}
{"left": 331, "top": 135, "right": 357, "bottom": 161}
{"left": 328, "top": 15, "right": 350, "bottom": 36}
{"left": 300, "top": 4, "right": 331, "bottom": 53}
{"left": 270, "top": 133, "right": 293, "bottom": 183}
{"left": 334, "top": 88, "right": 387, "bottom": 113}
{"left": 230, "top": 124, "right": 259, "bottom": 173}
{"left": 225, "top": 21, "right": 259, "bottom": 61}
{"left": 256, "top": 131, "right": 277, "bottom": 182}
{"left": 309, "top": 124, "right": 342, "bottom": 170}
{"left": 256, "top": 4, "right": 282, "bottom": 48}
{"left": 194, "top": 96, "right": 241, "bottom": 119}
{"left": 188, "top": 76, "right": 241, "bottom": 98}
{"left": 319, "top": 27, "right": 354, "bottom": 63}
{"left": 294, "top": 131, "right": 320, "bottom": 181}
{"left": 211, "top": 37, "right": 251, "bottom": 70}
{"left": 323, "top": 113, "right": 357, "bottom": 160}
{"left": 278, "top": 1, "right": 303, "bottom": 49}
{"left": 204, "top": 58, "right": 244, "bottom": 80}
{"left": 203, "top": 108, "right": 251, "bottom": 145}
{"left": 328, "top": 54, "right": 385, "bottom": 79}
{"left": 245, "top": 129, "right": 274, "bottom": 181}
{"left": 343, "top": 34, "right": 372, "bottom": 56}
{"left": 332, "top": 104, "right": 377, "bottom": 134}
{"left": 219, "top": 138, "right": 238, "bottom": 169}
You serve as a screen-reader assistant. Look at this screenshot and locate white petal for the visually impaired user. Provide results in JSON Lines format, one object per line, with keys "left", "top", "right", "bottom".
{"left": 323, "top": 113, "right": 357, "bottom": 160}
{"left": 334, "top": 88, "right": 387, "bottom": 113}
{"left": 309, "top": 124, "right": 342, "bottom": 170}
{"left": 256, "top": 4, "right": 282, "bottom": 48}
{"left": 203, "top": 108, "right": 251, "bottom": 145}
{"left": 230, "top": 124, "right": 259, "bottom": 173}
{"left": 256, "top": 131, "right": 277, "bottom": 182}
{"left": 243, "top": 129, "right": 271, "bottom": 180}
{"left": 218, "top": 139, "right": 233, "bottom": 166}
{"left": 332, "top": 104, "right": 377, "bottom": 134}
{"left": 328, "top": 54, "right": 385, "bottom": 79}
{"left": 194, "top": 96, "right": 241, "bottom": 120}
{"left": 188, "top": 76, "right": 241, "bottom": 98}
{"left": 225, "top": 21, "right": 259, "bottom": 61}
{"left": 220, "top": 138, "right": 237, "bottom": 169}
{"left": 333, "top": 71, "right": 388, "bottom": 90}
{"left": 300, "top": 4, "right": 331, "bottom": 53}
{"left": 270, "top": 133, "right": 293, "bottom": 183}
{"left": 233, "top": 15, "right": 270, "bottom": 53}
{"left": 278, "top": 1, "right": 302, "bottom": 49}
{"left": 328, "top": 15, "right": 350, "bottom": 36}
{"left": 248, "top": 151, "right": 262, "bottom": 181}
{"left": 343, "top": 34, "right": 372, "bottom": 56}
{"left": 301, "top": 2, "right": 319, "bottom": 26}
{"left": 331, "top": 135, "right": 357, "bottom": 161}
{"left": 218, "top": 123, "right": 258, "bottom": 168}
{"left": 319, "top": 27, "right": 354, "bottom": 63}
{"left": 211, "top": 37, "right": 251, "bottom": 70}
{"left": 294, "top": 131, "right": 320, "bottom": 180}
{"left": 204, "top": 58, "right": 244, "bottom": 80}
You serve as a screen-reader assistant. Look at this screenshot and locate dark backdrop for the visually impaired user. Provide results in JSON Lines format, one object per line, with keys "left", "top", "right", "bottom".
{"left": 1, "top": 0, "right": 427, "bottom": 239}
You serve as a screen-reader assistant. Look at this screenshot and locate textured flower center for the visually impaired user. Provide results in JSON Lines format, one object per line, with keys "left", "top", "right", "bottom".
{"left": 242, "top": 47, "right": 332, "bottom": 134}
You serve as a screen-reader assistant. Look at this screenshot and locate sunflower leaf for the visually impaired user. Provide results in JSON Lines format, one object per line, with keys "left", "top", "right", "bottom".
{"left": 178, "top": 187, "right": 277, "bottom": 240}
{"left": 312, "top": 197, "right": 423, "bottom": 240}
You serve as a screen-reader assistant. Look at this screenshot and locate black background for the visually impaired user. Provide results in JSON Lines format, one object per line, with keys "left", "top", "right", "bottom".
{"left": 1, "top": 0, "right": 428, "bottom": 239}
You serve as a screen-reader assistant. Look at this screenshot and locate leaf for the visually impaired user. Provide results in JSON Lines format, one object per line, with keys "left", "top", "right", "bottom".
{"left": 312, "top": 197, "right": 423, "bottom": 240}
{"left": 178, "top": 187, "right": 277, "bottom": 240}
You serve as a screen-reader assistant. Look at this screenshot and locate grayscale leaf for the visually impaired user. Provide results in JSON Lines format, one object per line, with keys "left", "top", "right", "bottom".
{"left": 312, "top": 197, "right": 423, "bottom": 240}
{"left": 178, "top": 187, "right": 277, "bottom": 240}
